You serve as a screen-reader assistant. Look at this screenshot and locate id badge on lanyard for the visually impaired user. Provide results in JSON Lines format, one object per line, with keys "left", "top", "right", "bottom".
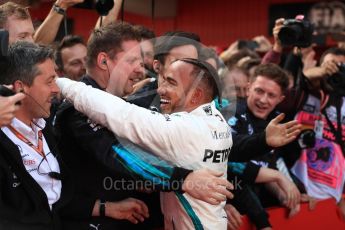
{"left": 314, "top": 117, "right": 324, "bottom": 139}
{"left": 314, "top": 90, "right": 329, "bottom": 139}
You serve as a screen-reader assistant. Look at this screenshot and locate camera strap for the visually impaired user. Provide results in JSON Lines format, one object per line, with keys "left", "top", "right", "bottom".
{"left": 314, "top": 90, "right": 329, "bottom": 138}
{"left": 121, "top": 0, "right": 125, "bottom": 22}
{"left": 7, "top": 125, "right": 45, "bottom": 159}
{"left": 321, "top": 95, "right": 345, "bottom": 157}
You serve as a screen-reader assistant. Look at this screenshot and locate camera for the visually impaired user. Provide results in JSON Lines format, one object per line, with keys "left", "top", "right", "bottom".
{"left": 278, "top": 19, "right": 314, "bottom": 48}
{"left": 327, "top": 63, "right": 345, "bottom": 96}
{"left": 74, "top": 0, "right": 114, "bottom": 16}
{"left": 0, "top": 29, "right": 17, "bottom": 98}
{"left": 298, "top": 129, "right": 316, "bottom": 149}
{"left": 237, "top": 40, "right": 259, "bottom": 51}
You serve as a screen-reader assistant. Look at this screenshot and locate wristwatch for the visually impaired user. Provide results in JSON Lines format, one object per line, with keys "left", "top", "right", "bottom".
{"left": 52, "top": 3, "right": 66, "bottom": 15}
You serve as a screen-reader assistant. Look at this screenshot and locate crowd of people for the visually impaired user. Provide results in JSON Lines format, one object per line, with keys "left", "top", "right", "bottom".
{"left": 0, "top": 1, "right": 344, "bottom": 229}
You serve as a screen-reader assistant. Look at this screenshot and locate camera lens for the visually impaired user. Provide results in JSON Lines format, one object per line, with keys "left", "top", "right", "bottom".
{"left": 298, "top": 129, "right": 316, "bottom": 149}
{"left": 278, "top": 19, "right": 314, "bottom": 48}
{"left": 95, "top": 0, "right": 114, "bottom": 16}
{"left": 279, "top": 25, "right": 302, "bottom": 46}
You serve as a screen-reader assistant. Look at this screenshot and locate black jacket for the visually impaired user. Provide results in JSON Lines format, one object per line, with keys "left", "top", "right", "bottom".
{"left": 55, "top": 76, "right": 144, "bottom": 229}
{"left": 230, "top": 100, "right": 288, "bottom": 169}
{"left": 0, "top": 124, "right": 75, "bottom": 230}
{"left": 229, "top": 100, "right": 274, "bottom": 163}
{"left": 126, "top": 79, "right": 160, "bottom": 111}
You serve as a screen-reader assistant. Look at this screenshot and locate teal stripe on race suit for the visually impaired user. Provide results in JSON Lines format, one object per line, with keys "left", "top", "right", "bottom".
{"left": 175, "top": 192, "right": 204, "bottom": 230}
{"left": 112, "top": 144, "right": 174, "bottom": 187}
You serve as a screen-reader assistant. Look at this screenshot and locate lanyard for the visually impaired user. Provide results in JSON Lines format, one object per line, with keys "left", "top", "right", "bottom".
{"left": 7, "top": 125, "right": 45, "bottom": 159}
{"left": 319, "top": 90, "right": 329, "bottom": 117}
{"left": 321, "top": 95, "right": 345, "bottom": 157}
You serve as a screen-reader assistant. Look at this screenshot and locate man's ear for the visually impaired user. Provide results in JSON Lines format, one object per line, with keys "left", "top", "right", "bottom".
{"left": 153, "top": 60, "right": 162, "bottom": 73}
{"left": 191, "top": 87, "right": 203, "bottom": 104}
{"left": 246, "top": 82, "right": 251, "bottom": 97}
{"left": 279, "top": 95, "right": 285, "bottom": 103}
{"left": 13, "top": 80, "right": 26, "bottom": 93}
{"left": 97, "top": 52, "right": 108, "bottom": 70}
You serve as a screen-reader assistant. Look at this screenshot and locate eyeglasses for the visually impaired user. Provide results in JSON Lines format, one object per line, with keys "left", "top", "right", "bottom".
{"left": 37, "top": 152, "right": 62, "bottom": 180}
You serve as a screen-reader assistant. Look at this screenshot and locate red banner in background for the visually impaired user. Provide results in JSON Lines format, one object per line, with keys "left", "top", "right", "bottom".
{"left": 239, "top": 198, "right": 345, "bottom": 230}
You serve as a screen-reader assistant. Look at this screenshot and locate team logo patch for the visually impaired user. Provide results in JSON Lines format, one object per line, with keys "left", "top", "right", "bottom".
{"left": 164, "top": 114, "right": 171, "bottom": 121}
{"left": 150, "top": 106, "right": 159, "bottom": 112}
{"left": 203, "top": 105, "right": 212, "bottom": 115}
{"left": 87, "top": 118, "right": 103, "bottom": 131}
{"left": 247, "top": 124, "right": 254, "bottom": 135}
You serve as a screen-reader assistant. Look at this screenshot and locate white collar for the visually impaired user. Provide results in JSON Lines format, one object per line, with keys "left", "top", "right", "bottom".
{"left": 10, "top": 118, "right": 46, "bottom": 137}
{"left": 191, "top": 101, "right": 216, "bottom": 115}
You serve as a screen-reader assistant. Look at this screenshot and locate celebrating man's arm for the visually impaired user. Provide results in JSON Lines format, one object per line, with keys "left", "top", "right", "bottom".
{"left": 57, "top": 78, "right": 205, "bottom": 163}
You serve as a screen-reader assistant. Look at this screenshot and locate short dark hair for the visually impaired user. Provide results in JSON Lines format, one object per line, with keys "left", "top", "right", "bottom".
{"left": 133, "top": 24, "right": 155, "bottom": 40}
{"left": 0, "top": 2, "right": 31, "bottom": 28}
{"left": 224, "top": 48, "right": 260, "bottom": 69}
{"left": 239, "top": 58, "right": 261, "bottom": 72}
{"left": 252, "top": 63, "right": 289, "bottom": 93}
{"left": 0, "top": 41, "right": 53, "bottom": 86}
{"left": 178, "top": 58, "right": 220, "bottom": 100}
{"left": 320, "top": 47, "right": 345, "bottom": 64}
{"left": 86, "top": 21, "right": 141, "bottom": 69}
{"left": 200, "top": 47, "right": 221, "bottom": 69}
{"left": 154, "top": 31, "right": 201, "bottom": 65}
{"left": 55, "top": 35, "right": 85, "bottom": 71}
{"left": 163, "top": 31, "right": 201, "bottom": 42}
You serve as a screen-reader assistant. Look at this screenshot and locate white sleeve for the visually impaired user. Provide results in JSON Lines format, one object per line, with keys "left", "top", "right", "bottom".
{"left": 57, "top": 78, "right": 205, "bottom": 163}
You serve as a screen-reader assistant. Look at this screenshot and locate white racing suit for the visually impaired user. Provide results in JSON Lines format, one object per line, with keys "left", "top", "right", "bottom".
{"left": 57, "top": 78, "right": 232, "bottom": 230}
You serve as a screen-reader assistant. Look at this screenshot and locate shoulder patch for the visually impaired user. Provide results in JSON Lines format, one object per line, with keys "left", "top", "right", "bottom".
{"left": 163, "top": 114, "right": 171, "bottom": 121}
{"left": 87, "top": 118, "right": 104, "bottom": 131}
{"left": 203, "top": 105, "right": 212, "bottom": 115}
{"left": 247, "top": 124, "right": 254, "bottom": 135}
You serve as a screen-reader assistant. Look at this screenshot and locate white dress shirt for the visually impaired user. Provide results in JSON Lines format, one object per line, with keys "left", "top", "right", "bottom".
{"left": 2, "top": 118, "right": 62, "bottom": 210}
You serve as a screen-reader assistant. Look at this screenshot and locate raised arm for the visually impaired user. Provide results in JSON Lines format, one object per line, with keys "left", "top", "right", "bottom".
{"left": 57, "top": 78, "right": 205, "bottom": 163}
{"left": 261, "top": 18, "right": 284, "bottom": 64}
{"left": 34, "top": 0, "right": 84, "bottom": 45}
{"left": 95, "top": 0, "right": 123, "bottom": 28}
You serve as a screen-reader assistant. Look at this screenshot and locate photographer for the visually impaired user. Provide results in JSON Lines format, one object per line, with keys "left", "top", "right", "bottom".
{"left": 0, "top": 91, "right": 25, "bottom": 127}
{"left": 277, "top": 46, "right": 345, "bottom": 221}
{"left": 262, "top": 15, "right": 314, "bottom": 69}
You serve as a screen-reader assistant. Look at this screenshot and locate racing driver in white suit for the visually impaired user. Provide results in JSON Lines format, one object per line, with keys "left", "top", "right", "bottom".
{"left": 57, "top": 58, "right": 231, "bottom": 230}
